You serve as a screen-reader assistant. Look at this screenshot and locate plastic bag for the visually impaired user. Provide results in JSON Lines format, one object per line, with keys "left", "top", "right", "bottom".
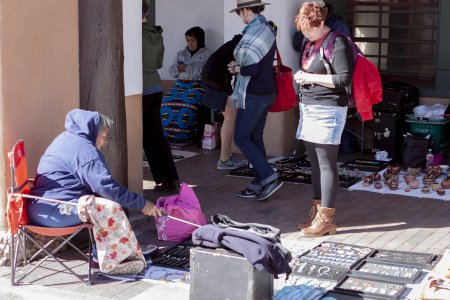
{"left": 155, "top": 183, "right": 206, "bottom": 242}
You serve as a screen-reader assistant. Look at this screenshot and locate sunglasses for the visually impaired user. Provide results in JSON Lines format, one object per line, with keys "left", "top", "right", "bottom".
{"left": 306, "top": 44, "right": 315, "bottom": 58}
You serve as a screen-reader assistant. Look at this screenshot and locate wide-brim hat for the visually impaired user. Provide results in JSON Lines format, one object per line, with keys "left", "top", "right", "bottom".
{"left": 229, "top": 0, "right": 271, "bottom": 13}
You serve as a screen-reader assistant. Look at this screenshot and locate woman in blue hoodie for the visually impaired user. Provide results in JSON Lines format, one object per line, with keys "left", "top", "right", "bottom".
{"left": 29, "top": 109, "right": 161, "bottom": 274}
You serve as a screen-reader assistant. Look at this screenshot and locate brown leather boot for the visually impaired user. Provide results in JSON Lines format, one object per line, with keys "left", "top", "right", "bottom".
{"left": 297, "top": 199, "right": 321, "bottom": 230}
{"left": 302, "top": 205, "right": 337, "bottom": 238}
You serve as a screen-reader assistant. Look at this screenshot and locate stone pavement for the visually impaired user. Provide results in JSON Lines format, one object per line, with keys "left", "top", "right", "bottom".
{"left": 0, "top": 147, "right": 449, "bottom": 299}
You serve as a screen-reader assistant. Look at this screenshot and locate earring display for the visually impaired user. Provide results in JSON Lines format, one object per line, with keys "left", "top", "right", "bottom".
{"left": 299, "top": 242, "right": 374, "bottom": 269}
{"left": 368, "top": 249, "right": 435, "bottom": 266}
{"left": 351, "top": 260, "right": 422, "bottom": 284}
{"left": 292, "top": 260, "right": 348, "bottom": 282}
{"left": 335, "top": 275, "right": 406, "bottom": 299}
{"left": 151, "top": 239, "right": 194, "bottom": 271}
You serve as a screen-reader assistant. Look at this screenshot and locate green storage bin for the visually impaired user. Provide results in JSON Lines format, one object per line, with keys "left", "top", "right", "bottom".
{"left": 405, "top": 117, "right": 450, "bottom": 152}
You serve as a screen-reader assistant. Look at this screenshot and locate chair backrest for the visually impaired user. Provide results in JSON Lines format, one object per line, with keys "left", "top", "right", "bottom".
{"left": 7, "top": 140, "right": 31, "bottom": 234}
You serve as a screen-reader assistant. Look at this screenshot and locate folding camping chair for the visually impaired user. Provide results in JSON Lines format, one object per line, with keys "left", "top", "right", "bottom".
{"left": 6, "top": 140, "right": 94, "bottom": 285}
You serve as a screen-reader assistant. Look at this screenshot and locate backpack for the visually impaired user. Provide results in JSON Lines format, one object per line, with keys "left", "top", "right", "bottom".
{"left": 319, "top": 31, "right": 382, "bottom": 116}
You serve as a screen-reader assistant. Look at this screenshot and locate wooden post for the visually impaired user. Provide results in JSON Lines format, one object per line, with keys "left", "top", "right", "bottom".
{"left": 78, "top": 0, "right": 128, "bottom": 187}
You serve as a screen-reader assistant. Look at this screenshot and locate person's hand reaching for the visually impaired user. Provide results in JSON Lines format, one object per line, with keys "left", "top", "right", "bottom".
{"left": 141, "top": 200, "right": 162, "bottom": 217}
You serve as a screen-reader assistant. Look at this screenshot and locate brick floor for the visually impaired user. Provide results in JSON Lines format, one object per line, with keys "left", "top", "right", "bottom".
{"left": 1, "top": 146, "right": 449, "bottom": 299}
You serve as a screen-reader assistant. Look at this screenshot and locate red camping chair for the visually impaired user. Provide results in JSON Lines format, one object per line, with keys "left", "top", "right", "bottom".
{"left": 6, "top": 140, "right": 94, "bottom": 285}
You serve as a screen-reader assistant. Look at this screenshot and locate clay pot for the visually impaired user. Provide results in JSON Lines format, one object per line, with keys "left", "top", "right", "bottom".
{"left": 422, "top": 176, "right": 435, "bottom": 187}
{"left": 441, "top": 180, "right": 450, "bottom": 189}
{"left": 387, "top": 164, "right": 401, "bottom": 175}
{"left": 403, "top": 174, "right": 416, "bottom": 184}
{"left": 426, "top": 165, "right": 442, "bottom": 179}
{"left": 421, "top": 186, "right": 431, "bottom": 194}
{"left": 431, "top": 183, "right": 442, "bottom": 191}
{"left": 408, "top": 180, "right": 420, "bottom": 189}
{"left": 407, "top": 167, "right": 421, "bottom": 177}
{"left": 374, "top": 182, "right": 383, "bottom": 189}
{"left": 373, "top": 173, "right": 381, "bottom": 182}
{"left": 387, "top": 175, "right": 399, "bottom": 185}
{"left": 437, "top": 189, "right": 446, "bottom": 196}
{"left": 404, "top": 187, "right": 411, "bottom": 192}
{"left": 388, "top": 181, "right": 399, "bottom": 191}
{"left": 383, "top": 171, "right": 392, "bottom": 181}
{"left": 366, "top": 174, "right": 374, "bottom": 182}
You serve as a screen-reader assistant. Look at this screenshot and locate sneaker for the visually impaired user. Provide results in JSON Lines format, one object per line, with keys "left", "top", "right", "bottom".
{"left": 254, "top": 179, "right": 283, "bottom": 201}
{"left": 236, "top": 188, "right": 258, "bottom": 198}
{"left": 217, "top": 157, "right": 247, "bottom": 170}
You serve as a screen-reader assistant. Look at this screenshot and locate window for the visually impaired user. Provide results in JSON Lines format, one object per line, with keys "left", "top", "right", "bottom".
{"left": 344, "top": 0, "right": 439, "bottom": 88}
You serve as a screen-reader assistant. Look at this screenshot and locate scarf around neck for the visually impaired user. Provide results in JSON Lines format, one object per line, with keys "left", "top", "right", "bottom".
{"left": 231, "top": 15, "right": 276, "bottom": 109}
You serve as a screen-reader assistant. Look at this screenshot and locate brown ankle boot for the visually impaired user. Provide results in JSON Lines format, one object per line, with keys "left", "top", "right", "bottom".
{"left": 297, "top": 199, "right": 321, "bottom": 230}
{"left": 302, "top": 205, "right": 337, "bottom": 238}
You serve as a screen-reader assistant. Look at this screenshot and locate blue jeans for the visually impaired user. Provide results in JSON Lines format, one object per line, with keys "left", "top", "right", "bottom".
{"left": 234, "top": 92, "right": 277, "bottom": 191}
{"left": 27, "top": 201, "right": 81, "bottom": 227}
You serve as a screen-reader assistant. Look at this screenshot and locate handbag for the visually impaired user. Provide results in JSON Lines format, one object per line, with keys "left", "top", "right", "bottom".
{"left": 268, "top": 47, "right": 298, "bottom": 113}
{"left": 401, "top": 134, "right": 430, "bottom": 168}
{"left": 155, "top": 183, "right": 206, "bottom": 242}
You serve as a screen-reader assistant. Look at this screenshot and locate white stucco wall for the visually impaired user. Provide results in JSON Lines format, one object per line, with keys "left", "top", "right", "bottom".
{"left": 123, "top": 0, "right": 142, "bottom": 96}
{"left": 156, "top": 0, "right": 225, "bottom": 80}
{"left": 224, "top": 0, "right": 301, "bottom": 75}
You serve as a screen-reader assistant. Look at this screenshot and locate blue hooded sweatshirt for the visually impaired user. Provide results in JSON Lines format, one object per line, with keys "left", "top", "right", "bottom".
{"left": 29, "top": 109, "right": 145, "bottom": 227}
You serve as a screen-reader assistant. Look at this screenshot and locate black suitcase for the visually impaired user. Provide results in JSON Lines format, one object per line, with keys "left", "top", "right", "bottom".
{"left": 190, "top": 247, "right": 274, "bottom": 300}
{"left": 372, "top": 111, "right": 404, "bottom": 161}
{"left": 374, "top": 81, "right": 420, "bottom": 115}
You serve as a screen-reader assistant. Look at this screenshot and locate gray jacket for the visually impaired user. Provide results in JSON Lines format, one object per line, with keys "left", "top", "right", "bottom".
{"left": 169, "top": 47, "right": 213, "bottom": 80}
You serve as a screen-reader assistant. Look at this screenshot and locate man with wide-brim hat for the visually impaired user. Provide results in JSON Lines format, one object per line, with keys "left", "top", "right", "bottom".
{"left": 229, "top": 0, "right": 271, "bottom": 13}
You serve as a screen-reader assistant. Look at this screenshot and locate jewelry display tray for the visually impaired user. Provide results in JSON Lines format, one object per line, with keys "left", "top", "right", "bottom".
{"left": 340, "top": 159, "right": 390, "bottom": 172}
{"left": 229, "top": 157, "right": 362, "bottom": 188}
{"left": 151, "top": 239, "right": 194, "bottom": 271}
{"left": 367, "top": 249, "right": 436, "bottom": 267}
{"left": 334, "top": 275, "right": 406, "bottom": 300}
{"left": 292, "top": 259, "right": 348, "bottom": 282}
{"left": 298, "top": 242, "right": 375, "bottom": 270}
{"left": 350, "top": 259, "right": 423, "bottom": 284}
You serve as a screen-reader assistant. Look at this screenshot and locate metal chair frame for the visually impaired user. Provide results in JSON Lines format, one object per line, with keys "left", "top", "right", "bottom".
{"left": 7, "top": 140, "right": 94, "bottom": 286}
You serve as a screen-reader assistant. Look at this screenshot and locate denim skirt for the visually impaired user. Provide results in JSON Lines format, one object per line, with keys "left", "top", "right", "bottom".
{"left": 296, "top": 103, "right": 348, "bottom": 145}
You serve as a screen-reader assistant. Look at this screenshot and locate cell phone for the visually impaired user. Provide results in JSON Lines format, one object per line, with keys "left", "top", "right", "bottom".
{"left": 177, "top": 60, "right": 184, "bottom": 65}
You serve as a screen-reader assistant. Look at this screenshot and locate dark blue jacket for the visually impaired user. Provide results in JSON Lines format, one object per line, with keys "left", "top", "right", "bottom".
{"left": 30, "top": 109, "right": 145, "bottom": 210}
{"left": 192, "top": 224, "right": 292, "bottom": 277}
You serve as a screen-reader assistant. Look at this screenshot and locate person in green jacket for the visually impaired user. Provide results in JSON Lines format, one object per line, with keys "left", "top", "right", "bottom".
{"left": 142, "top": 0, "right": 179, "bottom": 192}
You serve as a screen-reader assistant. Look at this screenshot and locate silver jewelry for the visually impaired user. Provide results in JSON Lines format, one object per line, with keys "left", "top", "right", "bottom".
{"left": 317, "top": 266, "right": 331, "bottom": 277}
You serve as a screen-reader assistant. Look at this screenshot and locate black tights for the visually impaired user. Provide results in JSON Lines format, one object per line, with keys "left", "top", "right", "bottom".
{"left": 303, "top": 140, "right": 340, "bottom": 208}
